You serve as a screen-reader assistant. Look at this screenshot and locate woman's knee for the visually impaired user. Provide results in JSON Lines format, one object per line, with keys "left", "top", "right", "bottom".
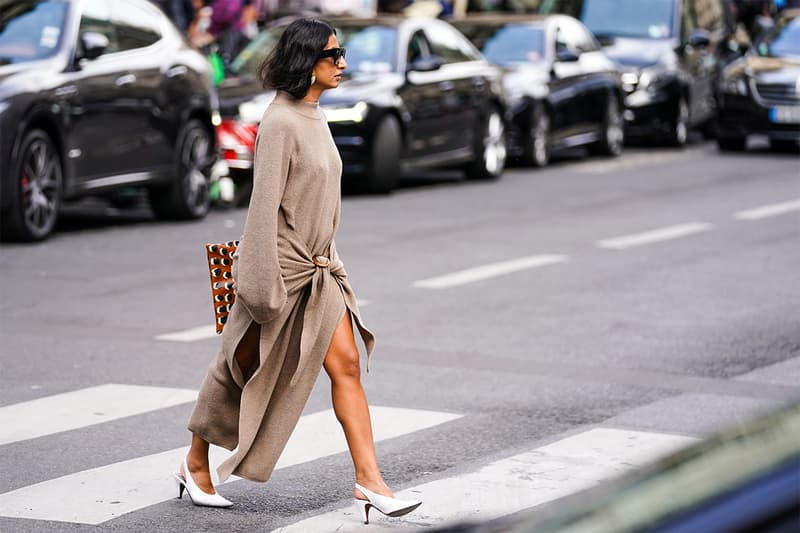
{"left": 325, "top": 345, "right": 362, "bottom": 381}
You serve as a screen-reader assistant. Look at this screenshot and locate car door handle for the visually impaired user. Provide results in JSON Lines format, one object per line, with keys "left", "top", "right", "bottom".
{"left": 166, "top": 65, "right": 187, "bottom": 78}
{"left": 439, "top": 80, "right": 455, "bottom": 91}
{"left": 115, "top": 74, "right": 136, "bottom": 87}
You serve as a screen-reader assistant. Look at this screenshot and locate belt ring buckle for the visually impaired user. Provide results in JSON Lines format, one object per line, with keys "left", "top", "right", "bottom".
{"left": 313, "top": 255, "right": 331, "bottom": 268}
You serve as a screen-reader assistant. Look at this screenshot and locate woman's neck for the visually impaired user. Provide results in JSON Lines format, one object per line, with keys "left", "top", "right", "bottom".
{"left": 304, "top": 86, "right": 322, "bottom": 104}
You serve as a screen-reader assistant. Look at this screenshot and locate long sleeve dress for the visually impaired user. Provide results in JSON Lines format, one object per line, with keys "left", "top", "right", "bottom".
{"left": 188, "top": 91, "right": 375, "bottom": 483}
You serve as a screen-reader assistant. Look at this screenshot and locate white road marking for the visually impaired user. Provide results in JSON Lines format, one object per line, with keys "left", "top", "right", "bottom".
{"left": 735, "top": 198, "right": 800, "bottom": 220}
{"left": 155, "top": 324, "right": 218, "bottom": 342}
{"left": 597, "top": 222, "right": 712, "bottom": 250}
{"left": 157, "top": 301, "right": 371, "bottom": 342}
{"left": 274, "top": 428, "right": 697, "bottom": 532}
{"left": 0, "top": 384, "right": 197, "bottom": 446}
{"left": 0, "top": 406, "right": 461, "bottom": 525}
{"left": 413, "top": 255, "right": 568, "bottom": 289}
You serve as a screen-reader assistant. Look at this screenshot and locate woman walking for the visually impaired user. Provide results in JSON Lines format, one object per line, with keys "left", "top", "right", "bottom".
{"left": 175, "top": 18, "right": 421, "bottom": 524}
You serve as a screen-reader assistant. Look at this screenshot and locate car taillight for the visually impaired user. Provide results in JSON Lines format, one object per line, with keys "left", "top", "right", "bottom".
{"left": 216, "top": 119, "right": 257, "bottom": 168}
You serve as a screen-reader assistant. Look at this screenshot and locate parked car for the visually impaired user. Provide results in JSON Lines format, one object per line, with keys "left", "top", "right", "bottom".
{"left": 0, "top": 0, "right": 218, "bottom": 242}
{"left": 541, "top": 0, "right": 732, "bottom": 146}
{"left": 717, "top": 9, "right": 800, "bottom": 151}
{"left": 217, "top": 15, "right": 507, "bottom": 194}
{"left": 451, "top": 14, "right": 624, "bottom": 167}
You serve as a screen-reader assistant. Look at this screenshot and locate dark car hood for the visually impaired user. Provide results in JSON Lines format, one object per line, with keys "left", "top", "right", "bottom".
{"left": 319, "top": 72, "right": 404, "bottom": 106}
{"left": 600, "top": 37, "right": 675, "bottom": 69}
{"left": 724, "top": 55, "right": 800, "bottom": 83}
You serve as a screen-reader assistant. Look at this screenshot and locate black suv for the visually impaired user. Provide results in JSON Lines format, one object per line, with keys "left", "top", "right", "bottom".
{"left": 0, "top": 0, "right": 217, "bottom": 241}
{"left": 541, "top": 0, "right": 731, "bottom": 145}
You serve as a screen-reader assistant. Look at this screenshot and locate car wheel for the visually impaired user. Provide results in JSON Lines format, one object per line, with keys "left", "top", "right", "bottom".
{"left": 465, "top": 107, "right": 506, "bottom": 180}
{"left": 717, "top": 136, "right": 747, "bottom": 152}
{"left": 522, "top": 103, "right": 550, "bottom": 167}
{"left": 149, "top": 119, "right": 213, "bottom": 220}
{"left": 364, "top": 115, "right": 402, "bottom": 194}
{"left": 0, "top": 129, "right": 62, "bottom": 242}
{"left": 589, "top": 95, "right": 624, "bottom": 157}
{"left": 666, "top": 97, "right": 689, "bottom": 147}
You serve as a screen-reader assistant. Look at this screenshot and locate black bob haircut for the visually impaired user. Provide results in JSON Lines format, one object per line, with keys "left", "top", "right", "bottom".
{"left": 258, "top": 18, "right": 337, "bottom": 100}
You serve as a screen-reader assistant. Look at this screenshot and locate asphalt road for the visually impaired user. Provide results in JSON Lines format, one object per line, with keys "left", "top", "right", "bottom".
{"left": 1, "top": 140, "right": 799, "bottom": 532}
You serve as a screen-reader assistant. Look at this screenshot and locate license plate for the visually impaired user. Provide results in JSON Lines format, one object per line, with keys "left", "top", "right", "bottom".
{"left": 769, "top": 106, "right": 800, "bottom": 124}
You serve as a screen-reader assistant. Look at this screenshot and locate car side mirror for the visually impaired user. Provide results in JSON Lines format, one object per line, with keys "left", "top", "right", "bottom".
{"left": 80, "top": 32, "right": 109, "bottom": 61}
{"left": 407, "top": 55, "right": 443, "bottom": 73}
{"left": 687, "top": 29, "right": 711, "bottom": 49}
{"left": 556, "top": 48, "right": 580, "bottom": 63}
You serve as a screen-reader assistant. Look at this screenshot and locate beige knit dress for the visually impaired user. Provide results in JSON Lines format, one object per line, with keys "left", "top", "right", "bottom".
{"left": 188, "top": 91, "right": 375, "bottom": 483}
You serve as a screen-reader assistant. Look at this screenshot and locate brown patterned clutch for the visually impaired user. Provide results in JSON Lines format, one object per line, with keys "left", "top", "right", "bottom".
{"left": 205, "top": 240, "right": 239, "bottom": 334}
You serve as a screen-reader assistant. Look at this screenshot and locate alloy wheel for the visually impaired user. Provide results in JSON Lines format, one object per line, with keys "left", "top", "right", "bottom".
{"left": 20, "top": 134, "right": 62, "bottom": 239}
{"left": 673, "top": 98, "right": 689, "bottom": 146}
{"left": 606, "top": 99, "right": 624, "bottom": 155}
{"left": 180, "top": 125, "right": 212, "bottom": 216}
{"left": 483, "top": 111, "right": 506, "bottom": 176}
{"left": 532, "top": 111, "right": 550, "bottom": 167}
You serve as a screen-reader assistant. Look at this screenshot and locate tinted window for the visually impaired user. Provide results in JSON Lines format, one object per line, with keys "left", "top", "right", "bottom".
{"left": 407, "top": 30, "right": 430, "bottom": 64}
{"left": 79, "top": 0, "right": 118, "bottom": 55}
{"left": 478, "top": 25, "right": 545, "bottom": 66}
{"left": 425, "top": 24, "right": 480, "bottom": 64}
{"left": 112, "top": 0, "right": 162, "bottom": 51}
{"left": 336, "top": 25, "right": 397, "bottom": 73}
{"left": 581, "top": 0, "right": 675, "bottom": 38}
{"left": 0, "top": 0, "right": 68, "bottom": 64}
{"left": 756, "top": 16, "right": 800, "bottom": 58}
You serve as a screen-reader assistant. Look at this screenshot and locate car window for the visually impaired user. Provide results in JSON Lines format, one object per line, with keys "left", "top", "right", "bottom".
{"left": 580, "top": 0, "right": 675, "bottom": 39}
{"left": 79, "top": 0, "right": 118, "bottom": 56}
{"left": 111, "top": 0, "right": 162, "bottom": 51}
{"left": 478, "top": 24, "right": 546, "bottom": 65}
{"left": 335, "top": 25, "right": 397, "bottom": 74}
{"left": 0, "top": 0, "right": 68, "bottom": 64}
{"left": 424, "top": 24, "right": 480, "bottom": 64}
{"left": 407, "top": 30, "right": 431, "bottom": 64}
{"left": 756, "top": 16, "right": 800, "bottom": 58}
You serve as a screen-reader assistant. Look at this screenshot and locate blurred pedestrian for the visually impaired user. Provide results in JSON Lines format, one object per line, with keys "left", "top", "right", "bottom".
{"left": 209, "top": 0, "right": 248, "bottom": 65}
{"left": 156, "top": 0, "right": 196, "bottom": 34}
{"left": 175, "top": 18, "right": 423, "bottom": 525}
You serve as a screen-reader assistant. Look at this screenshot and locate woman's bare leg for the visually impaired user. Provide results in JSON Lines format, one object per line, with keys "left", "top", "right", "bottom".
{"left": 323, "top": 311, "right": 393, "bottom": 500}
{"left": 186, "top": 321, "right": 261, "bottom": 493}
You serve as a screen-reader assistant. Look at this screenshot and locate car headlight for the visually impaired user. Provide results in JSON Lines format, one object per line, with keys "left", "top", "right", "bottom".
{"left": 637, "top": 67, "right": 669, "bottom": 90}
{"left": 323, "top": 101, "right": 368, "bottom": 123}
{"left": 721, "top": 77, "right": 748, "bottom": 96}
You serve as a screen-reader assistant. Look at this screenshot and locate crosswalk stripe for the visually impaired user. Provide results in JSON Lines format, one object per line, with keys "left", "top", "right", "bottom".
{"left": 0, "top": 384, "right": 197, "bottom": 446}
{"left": 273, "top": 428, "right": 697, "bottom": 532}
{"left": 413, "top": 255, "right": 568, "bottom": 289}
{"left": 157, "top": 302, "right": 371, "bottom": 343}
{"left": 735, "top": 198, "right": 800, "bottom": 220}
{"left": 0, "top": 406, "right": 461, "bottom": 525}
{"left": 596, "top": 222, "right": 712, "bottom": 250}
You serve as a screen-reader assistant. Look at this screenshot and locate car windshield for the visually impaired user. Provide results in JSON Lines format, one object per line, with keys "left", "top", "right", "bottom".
{"left": 0, "top": 0, "right": 67, "bottom": 64}
{"left": 461, "top": 24, "right": 545, "bottom": 66}
{"left": 230, "top": 23, "right": 397, "bottom": 77}
{"left": 581, "top": 0, "right": 674, "bottom": 39}
{"left": 755, "top": 17, "right": 800, "bottom": 58}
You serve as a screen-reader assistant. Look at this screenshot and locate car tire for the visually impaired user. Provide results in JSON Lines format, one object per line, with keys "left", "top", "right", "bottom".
{"left": 0, "top": 129, "right": 63, "bottom": 242}
{"left": 364, "top": 115, "right": 402, "bottom": 194}
{"left": 149, "top": 119, "right": 213, "bottom": 220}
{"left": 521, "top": 103, "right": 550, "bottom": 168}
{"left": 589, "top": 95, "right": 624, "bottom": 157}
{"left": 717, "top": 136, "right": 747, "bottom": 152}
{"left": 465, "top": 106, "right": 506, "bottom": 180}
{"left": 665, "top": 96, "right": 689, "bottom": 147}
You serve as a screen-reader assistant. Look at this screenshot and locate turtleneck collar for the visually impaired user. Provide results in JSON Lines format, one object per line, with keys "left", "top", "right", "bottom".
{"left": 273, "top": 90, "right": 322, "bottom": 119}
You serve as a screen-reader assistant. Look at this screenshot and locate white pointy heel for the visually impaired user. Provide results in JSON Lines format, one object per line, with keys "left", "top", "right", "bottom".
{"left": 354, "top": 483, "right": 421, "bottom": 524}
{"left": 174, "top": 456, "right": 233, "bottom": 508}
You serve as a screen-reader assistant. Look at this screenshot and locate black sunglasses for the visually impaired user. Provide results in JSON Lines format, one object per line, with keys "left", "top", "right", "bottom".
{"left": 318, "top": 47, "right": 346, "bottom": 63}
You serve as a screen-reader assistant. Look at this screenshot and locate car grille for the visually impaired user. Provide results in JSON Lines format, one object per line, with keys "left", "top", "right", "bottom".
{"left": 754, "top": 82, "right": 800, "bottom": 105}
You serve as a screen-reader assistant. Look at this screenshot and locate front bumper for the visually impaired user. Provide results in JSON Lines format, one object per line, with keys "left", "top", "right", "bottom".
{"left": 718, "top": 93, "right": 800, "bottom": 140}
{"left": 329, "top": 121, "right": 370, "bottom": 175}
{"left": 622, "top": 89, "right": 676, "bottom": 137}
